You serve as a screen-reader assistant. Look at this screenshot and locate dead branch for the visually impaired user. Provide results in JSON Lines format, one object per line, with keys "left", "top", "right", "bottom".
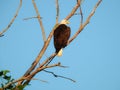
{"left": 0, "top": 0, "right": 22, "bottom": 36}
{"left": 43, "top": 70, "right": 76, "bottom": 82}
{"left": 40, "top": 53, "right": 57, "bottom": 67}
{"left": 45, "top": 62, "right": 61, "bottom": 68}
{"left": 23, "top": 16, "right": 42, "bottom": 20}
{"left": 80, "top": 5, "right": 83, "bottom": 25}
{"left": 32, "top": 0, "right": 46, "bottom": 42}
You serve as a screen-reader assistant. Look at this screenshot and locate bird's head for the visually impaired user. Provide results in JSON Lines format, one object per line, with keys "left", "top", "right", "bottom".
{"left": 60, "top": 19, "right": 70, "bottom": 25}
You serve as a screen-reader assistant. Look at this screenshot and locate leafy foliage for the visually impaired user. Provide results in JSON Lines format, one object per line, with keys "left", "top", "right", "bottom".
{"left": 0, "top": 70, "right": 16, "bottom": 90}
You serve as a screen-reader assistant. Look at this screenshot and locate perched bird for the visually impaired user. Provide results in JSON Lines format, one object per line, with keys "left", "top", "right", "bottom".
{"left": 54, "top": 19, "right": 71, "bottom": 56}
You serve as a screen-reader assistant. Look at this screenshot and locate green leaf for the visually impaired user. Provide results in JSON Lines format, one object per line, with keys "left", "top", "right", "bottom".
{"left": 0, "top": 71, "right": 3, "bottom": 76}
{"left": 3, "top": 70, "right": 10, "bottom": 75}
{"left": 17, "top": 85, "right": 25, "bottom": 90}
{"left": 3, "top": 75, "right": 11, "bottom": 81}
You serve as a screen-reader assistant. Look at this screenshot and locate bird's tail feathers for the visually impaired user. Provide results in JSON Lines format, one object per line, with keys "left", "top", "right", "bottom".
{"left": 57, "top": 49, "right": 63, "bottom": 57}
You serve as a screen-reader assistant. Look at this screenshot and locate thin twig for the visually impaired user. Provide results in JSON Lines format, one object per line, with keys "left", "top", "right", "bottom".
{"left": 43, "top": 70, "right": 76, "bottom": 82}
{"left": 80, "top": 5, "right": 83, "bottom": 25}
{"left": 0, "top": 0, "right": 22, "bottom": 36}
{"left": 55, "top": 0, "right": 59, "bottom": 24}
{"left": 40, "top": 53, "right": 57, "bottom": 67}
{"left": 32, "top": 0, "right": 46, "bottom": 42}
{"left": 45, "top": 62, "right": 69, "bottom": 68}
{"left": 23, "top": 16, "right": 42, "bottom": 20}
{"left": 45, "top": 62, "right": 61, "bottom": 68}
{"left": 31, "top": 78, "right": 48, "bottom": 83}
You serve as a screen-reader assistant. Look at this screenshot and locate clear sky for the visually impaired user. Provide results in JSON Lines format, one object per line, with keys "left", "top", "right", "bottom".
{"left": 0, "top": 0, "right": 120, "bottom": 90}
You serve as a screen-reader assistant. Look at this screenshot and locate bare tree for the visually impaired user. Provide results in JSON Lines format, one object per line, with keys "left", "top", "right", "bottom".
{"left": 0, "top": 0, "right": 102, "bottom": 89}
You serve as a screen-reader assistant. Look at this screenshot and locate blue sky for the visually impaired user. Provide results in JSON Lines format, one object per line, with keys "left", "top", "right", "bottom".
{"left": 0, "top": 0, "right": 120, "bottom": 90}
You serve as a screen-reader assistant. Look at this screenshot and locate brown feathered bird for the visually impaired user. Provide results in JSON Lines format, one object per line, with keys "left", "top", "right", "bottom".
{"left": 54, "top": 19, "right": 71, "bottom": 56}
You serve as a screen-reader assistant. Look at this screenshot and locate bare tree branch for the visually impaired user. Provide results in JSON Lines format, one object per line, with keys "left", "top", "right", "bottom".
{"left": 43, "top": 70, "right": 76, "bottom": 82}
{"left": 23, "top": 16, "right": 42, "bottom": 20}
{"left": 80, "top": 5, "right": 83, "bottom": 25}
{"left": 32, "top": 0, "right": 46, "bottom": 42}
{"left": 40, "top": 53, "right": 57, "bottom": 67}
{"left": 45, "top": 62, "right": 61, "bottom": 68}
{"left": 0, "top": 0, "right": 22, "bottom": 36}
